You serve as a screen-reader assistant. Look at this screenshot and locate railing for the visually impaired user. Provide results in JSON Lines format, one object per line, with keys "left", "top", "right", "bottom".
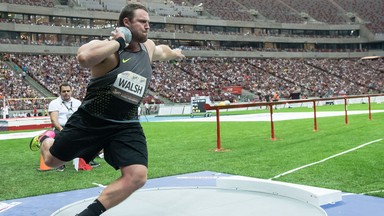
{"left": 204, "top": 94, "right": 384, "bottom": 151}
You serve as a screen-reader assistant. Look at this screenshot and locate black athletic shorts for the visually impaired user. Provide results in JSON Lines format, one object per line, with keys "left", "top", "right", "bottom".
{"left": 49, "top": 108, "right": 148, "bottom": 170}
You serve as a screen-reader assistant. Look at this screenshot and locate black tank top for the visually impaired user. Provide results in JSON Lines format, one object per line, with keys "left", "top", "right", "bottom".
{"left": 79, "top": 44, "right": 152, "bottom": 123}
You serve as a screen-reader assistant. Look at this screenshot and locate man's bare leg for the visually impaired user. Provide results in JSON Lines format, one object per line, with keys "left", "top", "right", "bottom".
{"left": 77, "top": 164, "right": 147, "bottom": 215}
{"left": 40, "top": 137, "right": 66, "bottom": 168}
{"left": 30, "top": 131, "right": 67, "bottom": 168}
{"left": 99, "top": 165, "right": 147, "bottom": 209}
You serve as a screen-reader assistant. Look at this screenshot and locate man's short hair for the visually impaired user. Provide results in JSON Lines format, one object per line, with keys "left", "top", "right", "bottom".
{"left": 119, "top": 3, "right": 148, "bottom": 26}
{"left": 59, "top": 83, "right": 72, "bottom": 92}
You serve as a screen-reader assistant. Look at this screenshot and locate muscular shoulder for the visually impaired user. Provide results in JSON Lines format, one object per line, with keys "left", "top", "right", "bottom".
{"left": 143, "top": 39, "right": 156, "bottom": 62}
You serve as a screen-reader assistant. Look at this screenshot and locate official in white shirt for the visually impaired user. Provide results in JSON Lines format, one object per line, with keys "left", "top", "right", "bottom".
{"left": 48, "top": 83, "right": 81, "bottom": 133}
{"left": 48, "top": 83, "right": 82, "bottom": 171}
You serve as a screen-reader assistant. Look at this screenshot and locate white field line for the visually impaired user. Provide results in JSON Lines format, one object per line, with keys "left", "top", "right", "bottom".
{"left": 342, "top": 189, "right": 384, "bottom": 197}
{"left": 269, "top": 138, "right": 384, "bottom": 180}
{"left": 92, "top": 182, "right": 107, "bottom": 188}
{"left": 361, "top": 190, "right": 384, "bottom": 195}
{"left": 0, "top": 130, "right": 46, "bottom": 141}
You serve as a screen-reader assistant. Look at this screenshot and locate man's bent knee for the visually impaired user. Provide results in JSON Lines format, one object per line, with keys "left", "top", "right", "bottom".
{"left": 131, "top": 170, "right": 147, "bottom": 189}
{"left": 133, "top": 174, "right": 147, "bottom": 189}
{"left": 122, "top": 165, "right": 148, "bottom": 189}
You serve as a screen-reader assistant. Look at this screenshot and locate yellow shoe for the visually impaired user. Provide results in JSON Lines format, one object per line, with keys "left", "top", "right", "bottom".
{"left": 29, "top": 130, "right": 56, "bottom": 151}
{"left": 29, "top": 135, "right": 40, "bottom": 151}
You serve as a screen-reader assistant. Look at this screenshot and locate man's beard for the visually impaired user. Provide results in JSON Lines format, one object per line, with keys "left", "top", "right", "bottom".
{"left": 134, "top": 32, "right": 148, "bottom": 43}
{"left": 138, "top": 36, "right": 148, "bottom": 43}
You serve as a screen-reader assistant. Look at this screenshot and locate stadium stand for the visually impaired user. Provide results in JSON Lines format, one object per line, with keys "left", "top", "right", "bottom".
{"left": 0, "top": 0, "right": 383, "bottom": 116}
{"left": 185, "top": 0, "right": 255, "bottom": 21}
{"left": 281, "top": 0, "right": 347, "bottom": 24}
{"left": 0, "top": 0, "right": 54, "bottom": 7}
{"left": 77, "top": 0, "right": 103, "bottom": 11}
{"left": 333, "top": 0, "right": 384, "bottom": 33}
{"left": 236, "top": 0, "right": 304, "bottom": 23}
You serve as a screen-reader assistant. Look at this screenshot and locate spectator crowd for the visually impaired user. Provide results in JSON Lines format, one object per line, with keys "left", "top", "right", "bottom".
{"left": 1, "top": 53, "right": 383, "bottom": 114}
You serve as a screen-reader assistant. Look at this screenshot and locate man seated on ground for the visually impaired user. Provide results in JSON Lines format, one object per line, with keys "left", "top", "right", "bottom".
{"left": 47, "top": 83, "right": 100, "bottom": 170}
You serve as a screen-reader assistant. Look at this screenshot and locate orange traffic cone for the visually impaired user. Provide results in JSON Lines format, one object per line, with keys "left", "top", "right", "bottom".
{"left": 37, "top": 154, "right": 52, "bottom": 171}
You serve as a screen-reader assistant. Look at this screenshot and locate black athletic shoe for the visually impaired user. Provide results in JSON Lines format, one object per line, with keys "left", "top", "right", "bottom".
{"left": 56, "top": 165, "right": 65, "bottom": 172}
{"left": 89, "top": 160, "right": 100, "bottom": 168}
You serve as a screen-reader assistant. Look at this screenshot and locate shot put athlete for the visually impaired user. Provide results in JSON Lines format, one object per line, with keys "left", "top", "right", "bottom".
{"left": 29, "top": 3, "right": 185, "bottom": 216}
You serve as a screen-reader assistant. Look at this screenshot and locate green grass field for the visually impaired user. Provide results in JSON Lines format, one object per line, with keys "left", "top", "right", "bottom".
{"left": 1, "top": 103, "right": 384, "bottom": 201}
